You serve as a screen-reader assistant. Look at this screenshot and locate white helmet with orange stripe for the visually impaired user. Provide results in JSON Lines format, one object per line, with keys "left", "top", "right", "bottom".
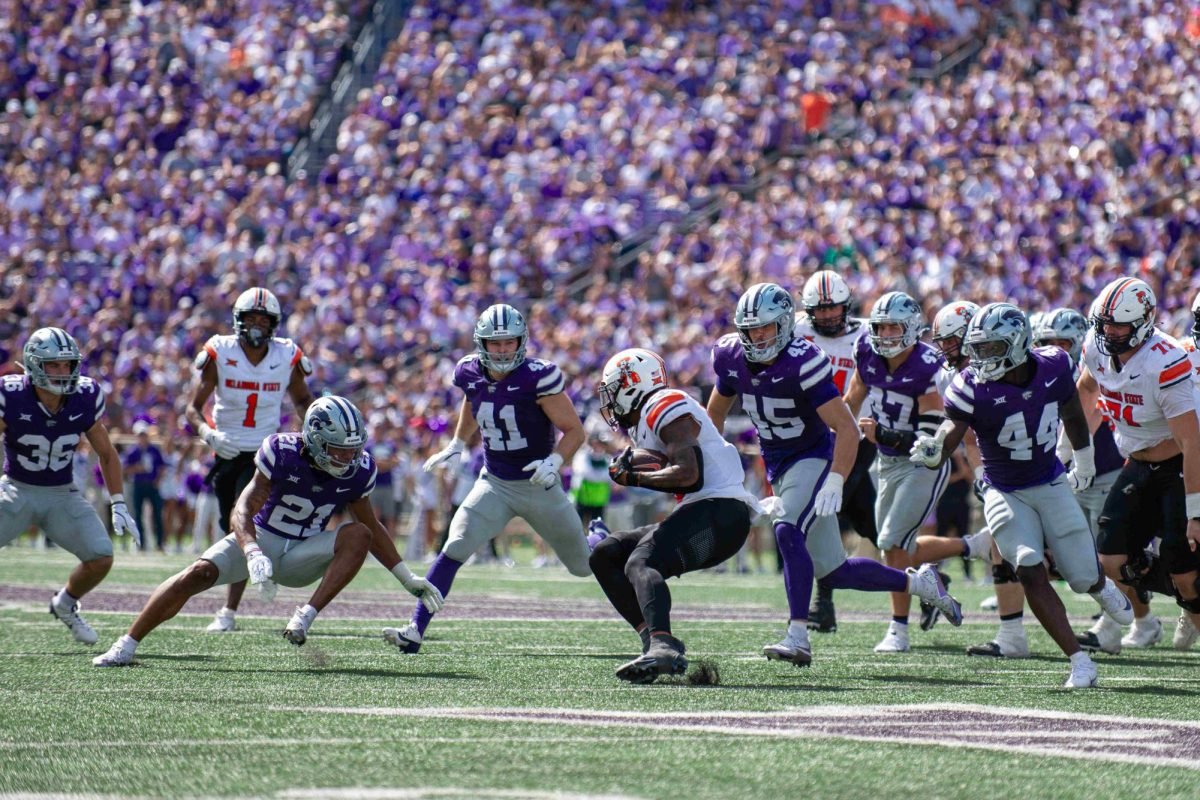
{"left": 233, "top": 287, "right": 282, "bottom": 348}
{"left": 1090, "top": 277, "right": 1156, "bottom": 356}
{"left": 801, "top": 270, "right": 852, "bottom": 337}
{"left": 931, "top": 300, "right": 980, "bottom": 370}
{"left": 597, "top": 348, "right": 669, "bottom": 430}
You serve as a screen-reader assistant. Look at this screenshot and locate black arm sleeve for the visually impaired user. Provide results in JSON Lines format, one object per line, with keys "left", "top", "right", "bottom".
{"left": 875, "top": 427, "right": 916, "bottom": 452}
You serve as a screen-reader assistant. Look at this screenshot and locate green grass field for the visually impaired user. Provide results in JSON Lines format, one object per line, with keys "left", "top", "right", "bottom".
{"left": 2, "top": 546, "right": 1199, "bottom": 799}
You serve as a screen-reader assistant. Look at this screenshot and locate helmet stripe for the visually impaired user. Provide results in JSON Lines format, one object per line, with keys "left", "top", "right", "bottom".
{"left": 820, "top": 273, "right": 831, "bottom": 304}
{"left": 749, "top": 284, "right": 763, "bottom": 314}
{"left": 1102, "top": 278, "right": 1135, "bottom": 316}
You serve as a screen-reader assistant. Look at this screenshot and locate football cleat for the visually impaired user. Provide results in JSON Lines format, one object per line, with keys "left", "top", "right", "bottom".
{"left": 763, "top": 632, "right": 812, "bottom": 667}
{"left": 807, "top": 586, "right": 837, "bottom": 633}
{"left": 874, "top": 623, "right": 910, "bottom": 654}
{"left": 205, "top": 608, "right": 237, "bottom": 633}
{"left": 965, "top": 635, "right": 1030, "bottom": 659}
{"left": 980, "top": 595, "right": 999, "bottom": 611}
{"left": 283, "top": 607, "right": 314, "bottom": 646}
{"left": 919, "top": 571, "right": 953, "bottom": 631}
{"left": 92, "top": 641, "right": 135, "bottom": 667}
{"left": 907, "top": 564, "right": 963, "bottom": 626}
{"left": 1120, "top": 616, "right": 1162, "bottom": 649}
{"left": 50, "top": 597, "right": 98, "bottom": 645}
{"left": 1063, "top": 654, "right": 1098, "bottom": 689}
{"left": 383, "top": 622, "right": 422, "bottom": 654}
{"left": 1173, "top": 611, "right": 1199, "bottom": 651}
{"left": 1076, "top": 615, "right": 1122, "bottom": 655}
{"left": 615, "top": 634, "right": 687, "bottom": 684}
{"left": 1089, "top": 578, "right": 1134, "bottom": 626}
{"left": 586, "top": 518, "right": 611, "bottom": 551}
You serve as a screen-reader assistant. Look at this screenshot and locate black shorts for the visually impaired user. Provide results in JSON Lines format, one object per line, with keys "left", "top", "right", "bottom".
{"left": 1098, "top": 454, "right": 1197, "bottom": 574}
{"left": 840, "top": 438, "right": 878, "bottom": 544}
{"left": 605, "top": 497, "right": 752, "bottom": 578}
{"left": 207, "top": 452, "right": 258, "bottom": 534}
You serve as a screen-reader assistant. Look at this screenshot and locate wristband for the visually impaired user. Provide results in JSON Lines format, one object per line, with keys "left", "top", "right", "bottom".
{"left": 1187, "top": 493, "right": 1200, "bottom": 520}
{"left": 391, "top": 562, "right": 415, "bottom": 584}
{"left": 110, "top": 493, "right": 125, "bottom": 505}
{"left": 243, "top": 543, "right": 263, "bottom": 559}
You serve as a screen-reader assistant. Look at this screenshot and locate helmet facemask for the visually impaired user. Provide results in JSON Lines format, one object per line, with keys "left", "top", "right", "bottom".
{"left": 474, "top": 304, "right": 528, "bottom": 374}
{"left": 303, "top": 398, "right": 367, "bottom": 478}
{"left": 235, "top": 311, "right": 278, "bottom": 349}
{"left": 734, "top": 283, "right": 795, "bottom": 363}
{"left": 964, "top": 304, "right": 1031, "bottom": 382}
{"left": 24, "top": 328, "right": 83, "bottom": 395}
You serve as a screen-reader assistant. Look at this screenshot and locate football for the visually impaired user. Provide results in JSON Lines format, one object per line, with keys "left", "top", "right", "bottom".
{"left": 627, "top": 448, "right": 668, "bottom": 471}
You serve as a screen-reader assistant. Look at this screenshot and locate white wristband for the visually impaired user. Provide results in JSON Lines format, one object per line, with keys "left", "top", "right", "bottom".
{"left": 243, "top": 543, "right": 262, "bottom": 558}
{"left": 391, "top": 563, "right": 414, "bottom": 584}
{"left": 1187, "top": 493, "right": 1200, "bottom": 520}
{"left": 110, "top": 493, "right": 125, "bottom": 505}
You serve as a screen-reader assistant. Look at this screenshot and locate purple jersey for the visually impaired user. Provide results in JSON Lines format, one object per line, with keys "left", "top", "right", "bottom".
{"left": 1094, "top": 418, "right": 1124, "bottom": 475}
{"left": 454, "top": 355, "right": 564, "bottom": 481}
{"left": 0, "top": 374, "right": 105, "bottom": 486}
{"left": 855, "top": 337, "right": 944, "bottom": 457}
{"left": 712, "top": 333, "right": 840, "bottom": 483}
{"left": 944, "top": 347, "right": 1075, "bottom": 492}
{"left": 252, "top": 433, "right": 377, "bottom": 539}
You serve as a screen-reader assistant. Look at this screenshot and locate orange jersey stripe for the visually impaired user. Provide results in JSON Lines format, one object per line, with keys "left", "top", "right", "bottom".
{"left": 291, "top": 347, "right": 304, "bottom": 366}
{"left": 1159, "top": 359, "right": 1190, "bottom": 385}
{"left": 645, "top": 390, "right": 687, "bottom": 431}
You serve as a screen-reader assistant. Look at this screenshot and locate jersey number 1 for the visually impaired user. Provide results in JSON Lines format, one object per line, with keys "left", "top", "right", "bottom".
{"left": 242, "top": 393, "right": 258, "bottom": 427}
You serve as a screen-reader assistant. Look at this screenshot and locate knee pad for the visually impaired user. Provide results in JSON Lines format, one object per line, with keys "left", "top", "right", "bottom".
{"left": 992, "top": 561, "right": 1018, "bottom": 585}
{"left": 1177, "top": 591, "right": 1200, "bottom": 615}
{"left": 1120, "top": 552, "right": 1176, "bottom": 597}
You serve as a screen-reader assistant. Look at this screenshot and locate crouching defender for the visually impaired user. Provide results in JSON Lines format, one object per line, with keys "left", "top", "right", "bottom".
{"left": 94, "top": 397, "right": 442, "bottom": 666}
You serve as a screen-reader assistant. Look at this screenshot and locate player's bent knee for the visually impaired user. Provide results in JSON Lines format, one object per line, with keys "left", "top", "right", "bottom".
{"left": 442, "top": 539, "right": 474, "bottom": 563}
{"left": 336, "top": 522, "right": 371, "bottom": 552}
{"left": 1015, "top": 564, "right": 1048, "bottom": 586}
{"left": 1069, "top": 574, "right": 1100, "bottom": 595}
{"left": 992, "top": 561, "right": 1018, "bottom": 585}
{"left": 565, "top": 560, "right": 592, "bottom": 578}
{"left": 186, "top": 559, "right": 221, "bottom": 590}
{"left": 83, "top": 555, "right": 113, "bottom": 573}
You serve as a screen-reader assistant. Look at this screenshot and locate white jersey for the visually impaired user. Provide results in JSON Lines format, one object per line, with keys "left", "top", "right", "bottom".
{"left": 634, "top": 388, "right": 749, "bottom": 508}
{"left": 1180, "top": 336, "right": 1200, "bottom": 380}
{"left": 796, "top": 317, "right": 867, "bottom": 396}
{"left": 1081, "top": 328, "right": 1198, "bottom": 457}
{"left": 934, "top": 365, "right": 958, "bottom": 397}
{"left": 194, "top": 335, "right": 310, "bottom": 452}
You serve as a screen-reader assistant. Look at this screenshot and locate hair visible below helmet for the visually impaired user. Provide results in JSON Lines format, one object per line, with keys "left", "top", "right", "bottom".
{"left": 1032, "top": 307, "right": 1088, "bottom": 362}
{"left": 474, "top": 303, "right": 528, "bottom": 374}
{"left": 1090, "top": 277, "right": 1156, "bottom": 356}
{"left": 597, "top": 348, "right": 669, "bottom": 430}
{"left": 931, "top": 300, "right": 981, "bottom": 367}
{"left": 868, "top": 291, "right": 926, "bottom": 358}
{"left": 801, "top": 270, "right": 852, "bottom": 337}
{"left": 734, "top": 282, "right": 796, "bottom": 363}
{"left": 963, "top": 303, "right": 1031, "bottom": 382}
{"left": 23, "top": 327, "right": 82, "bottom": 395}
{"left": 233, "top": 287, "right": 282, "bottom": 348}
{"left": 303, "top": 396, "right": 367, "bottom": 478}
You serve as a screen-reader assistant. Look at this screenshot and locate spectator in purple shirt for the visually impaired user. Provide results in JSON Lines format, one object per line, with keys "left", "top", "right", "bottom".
{"left": 123, "top": 421, "right": 167, "bottom": 551}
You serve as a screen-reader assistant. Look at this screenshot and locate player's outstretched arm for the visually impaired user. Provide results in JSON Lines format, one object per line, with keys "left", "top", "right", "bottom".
{"left": 815, "top": 396, "right": 858, "bottom": 480}
{"left": 537, "top": 391, "right": 585, "bottom": 463}
{"left": 1075, "top": 365, "right": 1103, "bottom": 434}
{"left": 705, "top": 388, "right": 737, "bottom": 435}
{"left": 349, "top": 496, "right": 444, "bottom": 611}
{"left": 287, "top": 363, "right": 314, "bottom": 422}
{"left": 424, "top": 397, "right": 478, "bottom": 472}
{"left": 232, "top": 471, "right": 275, "bottom": 586}
{"left": 910, "top": 419, "right": 968, "bottom": 469}
{"left": 87, "top": 421, "right": 141, "bottom": 546}
{"left": 1166, "top": 410, "right": 1200, "bottom": 552}
{"left": 844, "top": 371, "right": 868, "bottom": 418}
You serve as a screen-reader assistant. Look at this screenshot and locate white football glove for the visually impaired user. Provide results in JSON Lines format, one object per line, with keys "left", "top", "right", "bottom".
{"left": 0, "top": 478, "right": 18, "bottom": 504}
{"left": 423, "top": 438, "right": 466, "bottom": 472}
{"left": 909, "top": 428, "right": 947, "bottom": 469}
{"left": 392, "top": 563, "right": 445, "bottom": 613}
{"left": 244, "top": 544, "right": 274, "bottom": 585}
{"left": 200, "top": 423, "right": 240, "bottom": 460}
{"left": 109, "top": 495, "right": 142, "bottom": 548}
{"left": 813, "top": 472, "right": 844, "bottom": 517}
{"left": 523, "top": 452, "right": 564, "bottom": 489}
{"left": 1066, "top": 444, "right": 1096, "bottom": 493}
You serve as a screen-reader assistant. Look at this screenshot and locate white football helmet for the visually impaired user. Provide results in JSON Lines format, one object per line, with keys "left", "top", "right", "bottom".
{"left": 801, "top": 270, "right": 852, "bottom": 337}
{"left": 1091, "top": 277, "right": 1156, "bottom": 356}
{"left": 1032, "top": 307, "right": 1088, "bottom": 362}
{"left": 868, "top": 291, "right": 926, "bottom": 358}
{"left": 233, "top": 288, "right": 282, "bottom": 348}
{"left": 598, "top": 348, "right": 669, "bottom": 430}
{"left": 303, "top": 395, "right": 367, "bottom": 477}
{"left": 474, "top": 303, "right": 528, "bottom": 373}
{"left": 1191, "top": 289, "right": 1200, "bottom": 339}
{"left": 931, "top": 300, "right": 980, "bottom": 369}
{"left": 963, "top": 303, "right": 1031, "bottom": 382}
{"left": 734, "top": 282, "right": 796, "bottom": 363}
{"left": 23, "top": 327, "right": 82, "bottom": 395}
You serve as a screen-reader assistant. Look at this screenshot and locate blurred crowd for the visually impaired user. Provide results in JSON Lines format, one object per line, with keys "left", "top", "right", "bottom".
{"left": 2, "top": 0, "right": 1198, "bottom": 535}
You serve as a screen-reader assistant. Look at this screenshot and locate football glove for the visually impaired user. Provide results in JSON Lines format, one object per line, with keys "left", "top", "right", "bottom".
{"left": 608, "top": 447, "right": 637, "bottom": 487}
{"left": 909, "top": 429, "right": 947, "bottom": 469}
{"left": 109, "top": 495, "right": 142, "bottom": 548}
{"left": 245, "top": 544, "right": 274, "bottom": 585}
{"left": 200, "top": 423, "right": 240, "bottom": 460}
{"left": 423, "top": 438, "right": 466, "bottom": 472}
{"left": 1066, "top": 445, "right": 1095, "bottom": 493}
{"left": 813, "top": 472, "right": 844, "bottom": 517}
{"left": 522, "top": 453, "right": 563, "bottom": 489}
{"left": 391, "top": 563, "right": 445, "bottom": 613}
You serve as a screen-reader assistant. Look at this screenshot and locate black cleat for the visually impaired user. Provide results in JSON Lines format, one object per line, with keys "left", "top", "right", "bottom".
{"left": 807, "top": 587, "right": 838, "bottom": 633}
{"left": 919, "top": 571, "right": 952, "bottom": 631}
{"left": 616, "top": 634, "right": 687, "bottom": 684}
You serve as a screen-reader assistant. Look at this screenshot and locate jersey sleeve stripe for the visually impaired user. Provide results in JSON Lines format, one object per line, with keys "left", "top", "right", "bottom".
{"left": 1159, "top": 359, "right": 1190, "bottom": 386}
{"left": 945, "top": 387, "right": 973, "bottom": 415}
{"left": 290, "top": 347, "right": 303, "bottom": 366}
{"left": 254, "top": 451, "right": 273, "bottom": 479}
{"left": 649, "top": 400, "right": 688, "bottom": 434}
{"left": 536, "top": 367, "right": 564, "bottom": 389}
{"left": 536, "top": 375, "right": 565, "bottom": 397}
{"left": 1160, "top": 374, "right": 1191, "bottom": 390}
{"left": 799, "top": 361, "right": 834, "bottom": 390}
{"left": 644, "top": 391, "right": 686, "bottom": 431}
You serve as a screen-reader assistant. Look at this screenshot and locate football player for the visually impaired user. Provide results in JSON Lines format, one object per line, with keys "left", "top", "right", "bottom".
{"left": 794, "top": 271, "right": 879, "bottom": 633}
{"left": 845, "top": 292, "right": 981, "bottom": 653}
{"left": 708, "top": 284, "right": 962, "bottom": 667}
{"left": 94, "top": 397, "right": 441, "bottom": 665}
{"left": 382, "top": 304, "right": 591, "bottom": 653}
{"left": 1077, "top": 278, "right": 1200, "bottom": 652}
{"left": 186, "top": 288, "right": 314, "bottom": 633}
{"left": 0, "top": 328, "right": 140, "bottom": 644}
{"left": 915, "top": 303, "right": 1134, "bottom": 688}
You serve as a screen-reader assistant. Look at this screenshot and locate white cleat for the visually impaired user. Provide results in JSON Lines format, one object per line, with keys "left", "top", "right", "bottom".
{"left": 874, "top": 623, "right": 910, "bottom": 654}
{"left": 966, "top": 634, "right": 1030, "bottom": 659}
{"left": 980, "top": 595, "right": 999, "bottom": 611}
{"left": 283, "top": 607, "right": 315, "bottom": 646}
{"left": 383, "top": 622, "right": 423, "bottom": 654}
{"left": 963, "top": 529, "right": 994, "bottom": 561}
{"left": 1174, "top": 611, "right": 1199, "bottom": 651}
{"left": 49, "top": 598, "right": 98, "bottom": 645}
{"left": 1076, "top": 614, "right": 1122, "bottom": 655}
{"left": 907, "top": 564, "right": 963, "bottom": 626}
{"left": 1121, "top": 616, "right": 1163, "bottom": 649}
{"left": 763, "top": 632, "right": 812, "bottom": 667}
{"left": 205, "top": 608, "right": 237, "bottom": 633}
{"left": 1090, "top": 578, "right": 1134, "bottom": 626}
{"left": 92, "top": 640, "right": 135, "bottom": 667}
{"left": 1064, "top": 654, "right": 1098, "bottom": 689}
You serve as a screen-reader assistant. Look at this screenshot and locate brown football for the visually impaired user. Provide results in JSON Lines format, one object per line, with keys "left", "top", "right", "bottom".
{"left": 628, "top": 448, "right": 668, "bottom": 471}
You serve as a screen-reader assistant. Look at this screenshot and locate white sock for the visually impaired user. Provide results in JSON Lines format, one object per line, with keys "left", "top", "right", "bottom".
{"left": 217, "top": 607, "right": 236, "bottom": 617}
{"left": 118, "top": 634, "right": 139, "bottom": 653}
{"left": 1070, "top": 650, "right": 1091, "bottom": 666}
{"left": 787, "top": 620, "right": 810, "bottom": 642}
{"left": 999, "top": 617, "right": 1024, "bottom": 638}
{"left": 298, "top": 604, "right": 318, "bottom": 622}
{"left": 52, "top": 587, "right": 76, "bottom": 610}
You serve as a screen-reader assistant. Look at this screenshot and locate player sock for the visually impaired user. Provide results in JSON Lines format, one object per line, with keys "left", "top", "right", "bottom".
{"left": 51, "top": 587, "right": 78, "bottom": 612}
{"left": 117, "top": 634, "right": 139, "bottom": 653}
{"left": 820, "top": 558, "right": 908, "bottom": 593}
{"left": 411, "top": 554, "right": 464, "bottom": 634}
{"left": 298, "top": 604, "right": 318, "bottom": 623}
{"left": 892, "top": 616, "right": 909, "bottom": 627}
{"left": 774, "top": 522, "right": 813, "bottom": 620}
